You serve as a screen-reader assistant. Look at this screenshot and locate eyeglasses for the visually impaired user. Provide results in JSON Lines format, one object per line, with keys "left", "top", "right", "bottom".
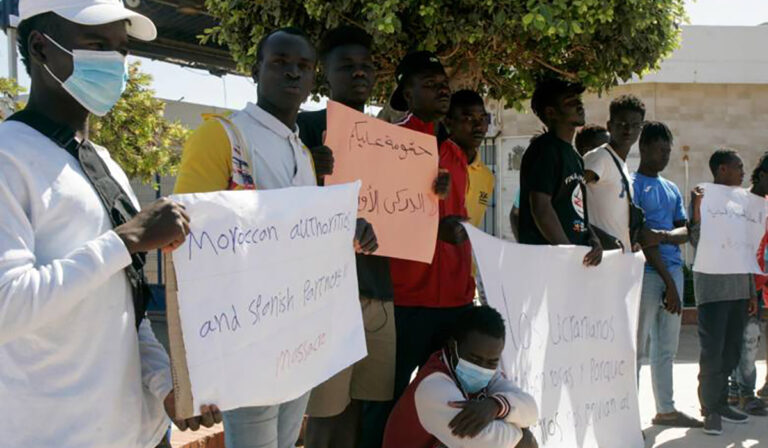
{"left": 614, "top": 121, "right": 645, "bottom": 130}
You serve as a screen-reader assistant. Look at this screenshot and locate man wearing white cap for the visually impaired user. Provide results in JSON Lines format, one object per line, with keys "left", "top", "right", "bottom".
{"left": 0, "top": 1, "right": 219, "bottom": 447}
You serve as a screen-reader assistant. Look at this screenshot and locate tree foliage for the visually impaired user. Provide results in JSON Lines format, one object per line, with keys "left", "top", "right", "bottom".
{"left": 0, "top": 78, "right": 26, "bottom": 120}
{"left": 89, "top": 61, "right": 188, "bottom": 183}
{"left": 202, "top": 0, "right": 686, "bottom": 107}
{"left": 1, "top": 62, "right": 188, "bottom": 183}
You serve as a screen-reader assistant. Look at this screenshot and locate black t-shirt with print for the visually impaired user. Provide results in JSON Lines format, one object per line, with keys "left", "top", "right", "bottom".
{"left": 518, "top": 132, "right": 590, "bottom": 246}
{"left": 297, "top": 109, "right": 394, "bottom": 301}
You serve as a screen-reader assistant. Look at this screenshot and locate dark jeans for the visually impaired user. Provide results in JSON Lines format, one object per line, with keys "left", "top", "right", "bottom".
{"left": 358, "top": 304, "right": 472, "bottom": 448}
{"left": 698, "top": 299, "right": 749, "bottom": 414}
{"left": 358, "top": 400, "right": 393, "bottom": 448}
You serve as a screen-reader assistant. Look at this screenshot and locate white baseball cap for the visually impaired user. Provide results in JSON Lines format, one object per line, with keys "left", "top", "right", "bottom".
{"left": 19, "top": 0, "right": 157, "bottom": 41}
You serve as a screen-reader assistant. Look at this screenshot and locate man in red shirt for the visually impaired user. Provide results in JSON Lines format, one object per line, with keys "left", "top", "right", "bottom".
{"left": 388, "top": 52, "right": 476, "bottom": 405}
{"left": 383, "top": 306, "right": 538, "bottom": 448}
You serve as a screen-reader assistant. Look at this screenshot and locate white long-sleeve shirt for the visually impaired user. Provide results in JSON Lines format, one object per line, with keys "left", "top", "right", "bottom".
{"left": 414, "top": 370, "right": 539, "bottom": 448}
{"left": 0, "top": 120, "right": 172, "bottom": 448}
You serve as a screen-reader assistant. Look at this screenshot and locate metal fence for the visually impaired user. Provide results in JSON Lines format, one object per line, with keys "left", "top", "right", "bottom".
{"left": 479, "top": 136, "right": 499, "bottom": 236}
{"left": 129, "top": 175, "right": 177, "bottom": 289}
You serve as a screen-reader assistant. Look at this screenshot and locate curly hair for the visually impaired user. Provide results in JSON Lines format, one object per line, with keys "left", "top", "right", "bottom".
{"left": 609, "top": 94, "right": 646, "bottom": 120}
{"left": 451, "top": 306, "right": 506, "bottom": 343}
{"left": 639, "top": 121, "right": 674, "bottom": 147}
{"left": 530, "top": 77, "right": 585, "bottom": 122}
{"left": 751, "top": 152, "right": 768, "bottom": 186}
{"left": 709, "top": 148, "right": 740, "bottom": 177}
{"left": 318, "top": 25, "right": 373, "bottom": 62}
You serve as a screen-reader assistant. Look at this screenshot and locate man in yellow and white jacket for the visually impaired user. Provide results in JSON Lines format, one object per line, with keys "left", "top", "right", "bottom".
{"left": 175, "top": 26, "right": 377, "bottom": 448}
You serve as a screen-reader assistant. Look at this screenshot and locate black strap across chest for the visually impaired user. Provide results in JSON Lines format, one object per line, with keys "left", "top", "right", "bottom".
{"left": 7, "top": 109, "right": 150, "bottom": 328}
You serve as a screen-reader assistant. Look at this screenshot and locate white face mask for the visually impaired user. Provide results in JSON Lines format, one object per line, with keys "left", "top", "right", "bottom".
{"left": 43, "top": 34, "right": 128, "bottom": 116}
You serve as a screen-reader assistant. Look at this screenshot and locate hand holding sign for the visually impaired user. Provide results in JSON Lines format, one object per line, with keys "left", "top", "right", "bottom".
{"left": 354, "top": 218, "right": 378, "bottom": 254}
{"left": 164, "top": 390, "right": 222, "bottom": 431}
{"left": 325, "top": 101, "right": 439, "bottom": 263}
{"left": 115, "top": 197, "right": 190, "bottom": 254}
{"left": 434, "top": 168, "right": 451, "bottom": 199}
{"left": 309, "top": 144, "right": 335, "bottom": 178}
{"left": 692, "top": 183, "right": 767, "bottom": 274}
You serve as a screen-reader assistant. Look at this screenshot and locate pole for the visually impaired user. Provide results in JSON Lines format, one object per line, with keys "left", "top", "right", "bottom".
{"left": 683, "top": 147, "right": 690, "bottom": 265}
{"left": 155, "top": 173, "right": 163, "bottom": 285}
{"left": 7, "top": 27, "right": 18, "bottom": 81}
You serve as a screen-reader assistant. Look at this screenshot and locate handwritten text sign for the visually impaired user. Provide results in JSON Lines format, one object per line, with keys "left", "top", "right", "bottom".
{"left": 170, "top": 183, "right": 366, "bottom": 414}
{"left": 466, "top": 224, "right": 645, "bottom": 448}
{"left": 325, "top": 100, "right": 439, "bottom": 263}
{"left": 693, "top": 183, "right": 767, "bottom": 275}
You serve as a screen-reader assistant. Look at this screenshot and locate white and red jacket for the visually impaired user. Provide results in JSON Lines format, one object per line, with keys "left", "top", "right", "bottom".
{"left": 383, "top": 349, "right": 538, "bottom": 448}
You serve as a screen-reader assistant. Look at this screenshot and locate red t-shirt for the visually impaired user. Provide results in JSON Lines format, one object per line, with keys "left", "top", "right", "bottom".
{"left": 756, "top": 232, "right": 768, "bottom": 305}
{"left": 388, "top": 114, "right": 475, "bottom": 308}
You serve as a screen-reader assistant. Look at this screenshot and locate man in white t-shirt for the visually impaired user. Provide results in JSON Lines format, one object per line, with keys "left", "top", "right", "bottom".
{"left": 583, "top": 95, "right": 646, "bottom": 250}
{"left": 1, "top": 2, "right": 219, "bottom": 447}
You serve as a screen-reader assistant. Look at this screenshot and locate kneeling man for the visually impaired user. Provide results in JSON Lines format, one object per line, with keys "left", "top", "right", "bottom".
{"left": 383, "top": 306, "right": 539, "bottom": 448}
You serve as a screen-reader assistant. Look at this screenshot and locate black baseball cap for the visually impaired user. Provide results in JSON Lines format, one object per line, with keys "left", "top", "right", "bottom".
{"left": 530, "top": 78, "right": 585, "bottom": 120}
{"left": 389, "top": 51, "right": 446, "bottom": 111}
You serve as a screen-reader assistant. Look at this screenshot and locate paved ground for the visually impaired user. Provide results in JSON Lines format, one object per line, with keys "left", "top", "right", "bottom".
{"left": 171, "top": 325, "right": 767, "bottom": 448}
{"left": 640, "top": 325, "right": 767, "bottom": 448}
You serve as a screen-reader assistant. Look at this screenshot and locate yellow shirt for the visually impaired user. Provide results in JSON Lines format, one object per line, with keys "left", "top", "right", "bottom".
{"left": 174, "top": 115, "right": 232, "bottom": 194}
{"left": 174, "top": 104, "right": 316, "bottom": 195}
{"left": 465, "top": 154, "right": 495, "bottom": 228}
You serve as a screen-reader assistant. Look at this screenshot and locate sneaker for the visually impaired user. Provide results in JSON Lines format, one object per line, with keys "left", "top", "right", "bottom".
{"left": 739, "top": 396, "right": 768, "bottom": 416}
{"left": 758, "top": 383, "right": 768, "bottom": 400}
{"left": 651, "top": 411, "right": 704, "bottom": 428}
{"left": 720, "top": 406, "right": 750, "bottom": 424}
{"left": 703, "top": 413, "right": 722, "bottom": 435}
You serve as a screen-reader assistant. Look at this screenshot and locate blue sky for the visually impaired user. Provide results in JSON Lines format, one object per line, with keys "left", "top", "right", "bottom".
{"left": 1, "top": 0, "right": 767, "bottom": 110}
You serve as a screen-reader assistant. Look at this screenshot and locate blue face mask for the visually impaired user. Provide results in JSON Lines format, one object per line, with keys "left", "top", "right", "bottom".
{"left": 453, "top": 344, "right": 497, "bottom": 394}
{"left": 43, "top": 34, "right": 127, "bottom": 117}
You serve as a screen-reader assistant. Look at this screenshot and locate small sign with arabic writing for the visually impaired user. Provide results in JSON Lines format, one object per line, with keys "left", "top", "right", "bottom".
{"left": 325, "top": 101, "right": 439, "bottom": 263}
{"left": 693, "top": 183, "right": 768, "bottom": 275}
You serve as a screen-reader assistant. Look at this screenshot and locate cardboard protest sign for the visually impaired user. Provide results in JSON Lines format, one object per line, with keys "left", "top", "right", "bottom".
{"left": 465, "top": 224, "right": 645, "bottom": 448}
{"left": 325, "top": 100, "right": 439, "bottom": 263}
{"left": 693, "top": 183, "right": 767, "bottom": 275}
{"left": 166, "top": 183, "right": 366, "bottom": 418}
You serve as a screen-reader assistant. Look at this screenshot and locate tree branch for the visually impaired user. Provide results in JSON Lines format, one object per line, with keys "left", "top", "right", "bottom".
{"left": 530, "top": 55, "right": 578, "bottom": 79}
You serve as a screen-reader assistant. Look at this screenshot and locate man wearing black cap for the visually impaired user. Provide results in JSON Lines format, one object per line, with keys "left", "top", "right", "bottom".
{"left": 518, "top": 78, "right": 602, "bottom": 266}
{"left": 388, "top": 51, "right": 475, "bottom": 415}
{"left": 390, "top": 51, "right": 451, "bottom": 134}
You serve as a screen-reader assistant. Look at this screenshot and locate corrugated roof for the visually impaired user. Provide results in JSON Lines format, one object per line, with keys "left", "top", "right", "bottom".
{"left": 127, "top": 0, "right": 237, "bottom": 75}
{"left": 1, "top": 0, "right": 237, "bottom": 76}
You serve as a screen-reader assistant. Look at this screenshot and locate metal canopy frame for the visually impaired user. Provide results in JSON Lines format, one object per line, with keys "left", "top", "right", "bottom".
{"left": 2, "top": 0, "right": 239, "bottom": 78}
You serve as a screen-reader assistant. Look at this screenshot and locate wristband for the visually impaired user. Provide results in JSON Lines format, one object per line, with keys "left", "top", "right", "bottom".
{"left": 491, "top": 394, "right": 511, "bottom": 419}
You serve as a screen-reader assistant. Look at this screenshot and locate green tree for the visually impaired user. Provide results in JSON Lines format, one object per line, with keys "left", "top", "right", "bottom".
{"left": 0, "top": 61, "right": 188, "bottom": 183}
{"left": 90, "top": 61, "right": 189, "bottom": 183}
{"left": 0, "top": 78, "right": 26, "bottom": 120}
{"left": 202, "top": 0, "right": 686, "bottom": 107}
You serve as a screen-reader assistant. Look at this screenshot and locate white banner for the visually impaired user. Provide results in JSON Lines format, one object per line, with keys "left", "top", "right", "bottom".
{"left": 170, "top": 183, "right": 366, "bottom": 412}
{"left": 693, "top": 183, "right": 767, "bottom": 275}
{"left": 466, "top": 224, "right": 645, "bottom": 448}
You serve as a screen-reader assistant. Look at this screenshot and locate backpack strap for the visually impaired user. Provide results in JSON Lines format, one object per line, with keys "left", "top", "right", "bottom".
{"left": 603, "top": 146, "right": 632, "bottom": 204}
{"left": 205, "top": 113, "right": 257, "bottom": 190}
